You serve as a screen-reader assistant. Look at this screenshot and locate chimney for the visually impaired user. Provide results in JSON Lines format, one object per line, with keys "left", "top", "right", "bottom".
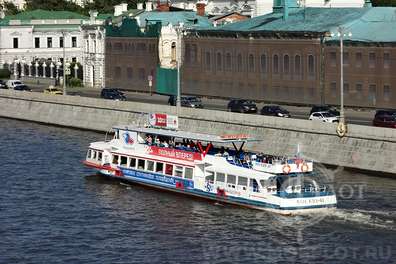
{"left": 157, "top": 0, "right": 170, "bottom": 12}
{"left": 137, "top": 3, "right": 144, "bottom": 10}
{"left": 146, "top": 1, "right": 153, "bottom": 11}
{"left": 114, "top": 5, "right": 123, "bottom": 16}
{"left": 121, "top": 3, "right": 128, "bottom": 12}
{"left": 89, "top": 10, "right": 98, "bottom": 24}
{"left": 364, "top": 0, "right": 372, "bottom": 7}
{"left": 196, "top": 3, "right": 206, "bottom": 16}
{"left": 0, "top": 10, "right": 5, "bottom": 19}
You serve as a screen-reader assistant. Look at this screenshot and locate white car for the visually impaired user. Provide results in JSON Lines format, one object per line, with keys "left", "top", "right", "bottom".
{"left": 309, "top": 111, "right": 339, "bottom": 123}
{"left": 6, "top": 79, "right": 24, "bottom": 89}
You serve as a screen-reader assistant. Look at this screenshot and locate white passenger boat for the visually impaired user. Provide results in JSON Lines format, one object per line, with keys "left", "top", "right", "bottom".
{"left": 83, "top": 113, "right": 337, "bottom": 214}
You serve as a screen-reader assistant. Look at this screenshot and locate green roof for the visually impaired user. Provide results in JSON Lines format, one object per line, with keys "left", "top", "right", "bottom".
{"left": 0, "top": 9, "right": 88, "bottom": 26}
{"left": 137, "top": 11, "right": 213, "bottom": 29}
{"left": 201, "top": 7, "right": 396, "bottom": 43}
{"left": 105, "top": 17, "right": 162, "bottom": 37}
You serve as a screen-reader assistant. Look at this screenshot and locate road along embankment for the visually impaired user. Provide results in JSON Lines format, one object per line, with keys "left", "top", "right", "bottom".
{"left": 0, "top": 90, "right": 395, "bottom": 174}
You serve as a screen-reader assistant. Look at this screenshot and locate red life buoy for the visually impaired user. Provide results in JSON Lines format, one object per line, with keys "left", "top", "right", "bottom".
{"left": 282, "top": 164, "right": 291, "bottom": 174}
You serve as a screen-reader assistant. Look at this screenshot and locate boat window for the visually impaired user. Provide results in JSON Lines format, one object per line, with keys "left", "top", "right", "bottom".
{"left": 205, "top": 171, "right": 214, "bottom": 183}
{"left": 260, "top": 180, "right": 266, "bottom": 187}
{"left": 174, "top": 166, "right": 183, "bottom": 177}
{"left": 98, "top": 152, "right": 102, "bottom": 161}
{"left": 92, "top": 151, "right": 97, "bottom": 160}
{"left": 227, "top": 174, "right": 236, "bottom": 185}
{"left": 146, "top": 160, "right": 154, "bottom": 171}
{"left": 238, "top": 177, "right": 248, "bottom": 186}
{"left": 165, "top": 164, "right": 173, "bottom": 175}
{"left": 115, "top": 130, "right": 119, "bottom": 139}
{"left": 87, "top": 149, "right": 92, "bottom": 159}
{"left": 112, "top": 155, "right": 119, "bottom": 165}
{"left": 216, "top": 172, "right": 225, "bottom": 182}
{"left": 129, "top": 157, "right": 136, "bottom": 168}
{"left": 156, "top": 162, "right": 164, "bottom": 173}
{"left": 250, "top": 179, "right": 260, "bottom": 192}
{"left": 184, "top": 167, "right": 193, "bottom": 179}
{"left": 138, "top": 159, "right": 145, "bottom": 170}
{"left": 120, "top": 156, "right": 128, "bottom": 166}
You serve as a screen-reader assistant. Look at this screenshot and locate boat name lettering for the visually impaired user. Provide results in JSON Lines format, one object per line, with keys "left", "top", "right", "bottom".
{"left": 148, "top": 146, "right": 202, "bottom": 161}
{"left": 296, "top": 197, "right": 326, "bottom": 205}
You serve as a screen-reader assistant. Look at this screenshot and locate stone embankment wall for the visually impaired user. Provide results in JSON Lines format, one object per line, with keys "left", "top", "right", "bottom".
{"left": 0, "top": 90, "right": 395, "bottom": 174}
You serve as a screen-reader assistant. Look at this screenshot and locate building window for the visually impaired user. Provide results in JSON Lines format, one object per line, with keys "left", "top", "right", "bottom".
{"left": 330, "top": 52, "right": 336, "bottom": 67}
{"left": 355, "top": 52, "right": 362, "bottom": 68}
{"left": 343, "top": 52, "right": 349, "bottom": 66}
{"left": 191, "top": 44, "right": 197, "bottom": 63}
{"left": 72, "top": 36, "right": 77, "bottom": 48}
{"left": 137, "top": 43, "right": 146, "bottom": 52}
{"left": 139, "top": 68, "right": 145, "bottom": 80}
{"left": 273, "top": 54, "right": 279, "bottom": 74}
{"left": 383, "top": 85, "right": 391, "bottom": 101}
{"left": 260, "top": 54, "right": 267, "bottom": 74}
{"left": 330, "top": 82, "right": 337, "bottom": 98}
{"left": 237, "top": 53, "right": 243, "bottom": 72}
{"left": 185, "top": 44, "right": 190, "bottom": 64}
{"left": 115, "top": 66, "right": 121, "bottom": 78}
{"left": 13, "top": 38, "right": 18, "bottom": 48}
{"left": 355, "top": 83, "right": 363, "bottom": 99}
{"left": 344, "top": 83, "right": 349, "bottom": 97}
{"left": 283, "top": 54, "right": 289, "bottom": 75}
{"left": 248, "top": 54, "right": 255, "bottom": 72}
{"left": 72, "top": 57, "right": 76, "bottom": 63}
{"left": 59, "top": 37, "right": 64, "bottom": 48}
{"left": 384, "top": 52, "right": 390, "bottom": 69}
{"left": 294, "top": 55, "right": 301, "bottom": 75}
{"left": 47, "top": 37, "right": 52, "bottom": 48}
{"left": 216, "top": 52, "right": 222, "bottom": 71}
{"left": 308, "top": 55, "right": 315, "bottom": 76}
{"left": 171, "top": 42, "right": 176, "bottom": 62}
{"left": 205, "top": 52, "right": 210, "bottom": 70}
{"left": 127, "top": 67, "right": 133, "bottom": 79}
{"left": 35, "top": 37, "right": 40, "bottom": 48}
{"left": 225, "top": 53, "right": 231, "bottom": 71}
{"left": 369, "top": 52, "right": 376, "bottom": 68}
{"left": 369, "top": 84, "right": 377, "bottom": 105}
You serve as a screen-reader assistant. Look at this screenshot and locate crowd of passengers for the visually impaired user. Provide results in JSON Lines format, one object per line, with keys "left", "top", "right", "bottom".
{"left": 144, "top": 134, "right": 294, "bottom": 165}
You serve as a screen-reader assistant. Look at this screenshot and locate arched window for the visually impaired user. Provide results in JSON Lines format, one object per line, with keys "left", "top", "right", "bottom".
{"left": 217, "top": 52, "right": 222, "bottom": 71}
{"left": 273, "top": 54, "right": 279, "bottom": 74}
{"left": 283, "top": 55, "right": 289, "bottom": 74}
{"left": 237, "top": 54, "right": 243, "bottom": 72}
{"left": 225, "top": 53, "right": 231, "bottom": 71}
{"left": 260, "top": 54, "right": 267, "bottom": 73}
{"left": 205, "top": 52, "right": 210, "bottom": 70}
{"left": 171, "top": 42, "right": 176, "bottom": 62}
{"left": 294, "top": 55, "right": 301, "bottom": 75}
{"left": 308, "top": 55, "right": 315, "bottom": 76}
{"left": 248, "top": 54, "right": 254, "bottom": 72}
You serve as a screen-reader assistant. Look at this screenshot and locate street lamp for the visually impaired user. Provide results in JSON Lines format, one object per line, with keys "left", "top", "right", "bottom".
{"left": 331, "top": 26, "right": 352, "bottom": 137}
{"left": 62, "top": 31, "right": 67, "bottom": 95}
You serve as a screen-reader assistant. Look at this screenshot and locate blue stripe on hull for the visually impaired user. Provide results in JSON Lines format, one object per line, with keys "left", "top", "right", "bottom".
{"left": 101, "top": 168, "right": 335, "bottom": 211}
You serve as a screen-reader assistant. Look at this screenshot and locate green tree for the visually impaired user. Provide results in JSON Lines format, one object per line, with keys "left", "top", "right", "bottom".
{"left": 83, "top": 0, "right": 140, "bottom": 15}
{"left": 371, "top": 0, "right": 396, "bottom": 6}
{"left": 24, "top": 0, "right": 84, "bottom": 13}
{"left": 1, "top": 2, "right": 20, "bottom": 15}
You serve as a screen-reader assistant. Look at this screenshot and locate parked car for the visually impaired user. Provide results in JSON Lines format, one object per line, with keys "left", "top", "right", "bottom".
{"left": 227, "top": 99, "right": 258, "bottom": 113}
{"left": 0, "top": 80, "right": 7, "bottom": 89}
{"left": 260, "top": 105, "right": 291, "bottom": 117}
{"left": 373, "top": 109, "right": 396, "bottom": 128}
{"left": 100, "top": 88, "right": 126, "bottom": 101}
{"left": 168, "top": 95, "right": 203, "bottom": 108}
{"left": 44, "top": 86, "right": 63, "bottom": 95}
{"left": 309, "top": 111, "right": 339, "bottom": 123}
{"left": 6, "top": 79, "right": 24, "bottom": 89}
{"left": 310, "top": 105, "right": 340, "bottom": 117}
{"left": 13, "top": 84, "right": 31, "bottom": 91}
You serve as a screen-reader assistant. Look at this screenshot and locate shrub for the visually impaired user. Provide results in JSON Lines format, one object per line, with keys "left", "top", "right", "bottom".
{"left": 69, "top": 77, "right": 82, "bottom": 87}
{"left": 0, "top": 68, "right": 11, "bottom": 79}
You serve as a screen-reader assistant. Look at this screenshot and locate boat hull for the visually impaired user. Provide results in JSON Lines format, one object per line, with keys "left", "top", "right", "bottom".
{"left": 97, "top": 169, "right": 336, "bottom": 215}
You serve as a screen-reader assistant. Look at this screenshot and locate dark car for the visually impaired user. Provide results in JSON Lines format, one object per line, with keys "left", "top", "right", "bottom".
{"left": 100, "top": 88, "right": 126, "bottom": 101}
{"left": 0, "top": 80, "right": 7, "bottom": 89}
{"left": 227, "top": 99, "right": 257, "bottom": 113}
{"left": 373, "top": 109, "right": 396, "bottom": 128}
{"left": 14, "top": 84, "right": 31, "bottom": 91}
{"left": 260, "top": 105, "right": 291, "bottom": 117}
{"left": 168, "top": 95, "right": 203, "bottom": 108}
{"left": 310, "top": 105, "right": 340, "bottom": 117}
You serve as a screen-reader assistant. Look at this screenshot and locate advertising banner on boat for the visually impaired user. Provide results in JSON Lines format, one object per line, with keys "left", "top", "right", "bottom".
{"left": 146, "top": 146, "right": 202, "bottom": 162}
{"left": 148, "top": 113, "right": 178, "bottom": 130}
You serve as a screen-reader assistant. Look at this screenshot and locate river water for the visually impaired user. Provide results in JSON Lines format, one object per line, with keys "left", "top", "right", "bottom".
{"left": 0, "top": 118, "right": 395, "bottom": 264}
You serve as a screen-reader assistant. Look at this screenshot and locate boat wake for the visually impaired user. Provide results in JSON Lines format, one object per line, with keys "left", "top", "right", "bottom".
{"left": 326, "top": 208, "right": 396, "bottom": 230}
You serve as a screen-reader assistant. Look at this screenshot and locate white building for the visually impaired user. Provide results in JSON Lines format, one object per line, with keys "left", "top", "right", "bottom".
{"left": 0, "top": 9, "right": 87, "bottom": 80}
